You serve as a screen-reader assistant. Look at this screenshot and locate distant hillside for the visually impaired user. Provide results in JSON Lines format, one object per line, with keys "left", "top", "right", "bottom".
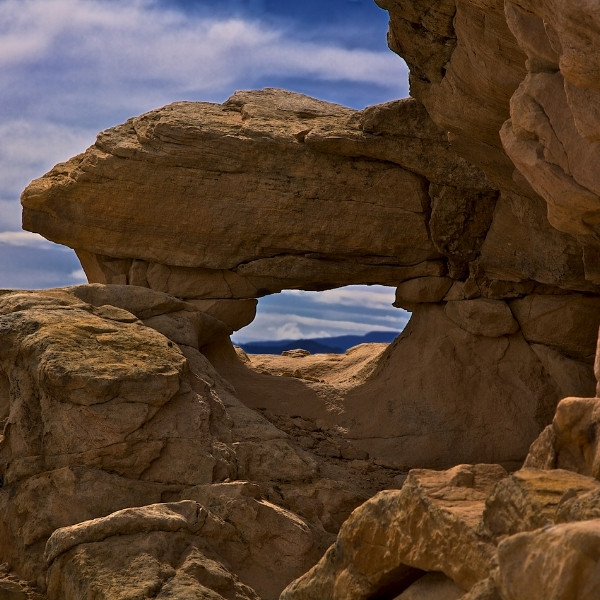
{"left": 234, "top": 330, "right": 398, "bottom": 355}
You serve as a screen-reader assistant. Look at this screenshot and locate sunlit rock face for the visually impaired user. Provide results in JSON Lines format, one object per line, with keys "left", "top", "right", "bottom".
{"left": 0, "top": 285, "right": 392, "bottom": 598}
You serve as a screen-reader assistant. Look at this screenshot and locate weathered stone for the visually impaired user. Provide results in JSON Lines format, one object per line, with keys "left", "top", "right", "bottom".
{"left": 378, "top": 0, "right": 527, "bottom": 192}
{"left": 500, "top": 0, "right": 600, "bottom": 246}
{"left": 312, "top": 97, "right": 491, "bottom": 190}
{"left": 495, "top": 520, "right": 600, "bottom": 600}
{"left": 529, "top": 344, "right": 596, "bottom": 400}
{"left": 501, "top": 71, "right": 600, "bottom": 237}
{"left": 553, "top": 397, "right": 600, "bottom": 478}
{"left": 478, "top": 192, "right": 592, "bottom": 291}
{"left": 0, "top": 287, "right": 351, "bottom": 593}
{"left": 460, "top": 578, "right": 502, "bottom": 600}
{"left": 393, "top": 277, "right": 453, "bottom": 309}
{"left": 481, "top": 468, "right": 600, "bottom": 539}
{"left": 523, "top": 424, "right": 557, "bottom": 470}
{"left": 444, "top": 299, "right": 519, "bottom": 337}
{"left": 22, "top": 90, "right": 437, "bottom": 275}
{"left": 342, "top": 304, "right": 563, "bottom": 468}
{"left": 187, "top": 299, "right": 257, "bottom": 334}
{"left": 428, "top": 184, "right": 497, "bottom": 278}
{"left": 523, "top": 396, "right": 600, "bottom": 480}
{"left": 394, "top": 572, "right": 465, "bottom": 600}
{"left": 45, "top": 498, "right": 329, "bottom": 600}
{"left": 281, "top": 464, "right": 507, "bottom": 600}
{"left": 510, "top": 295, "right": 600, "bottom": 360}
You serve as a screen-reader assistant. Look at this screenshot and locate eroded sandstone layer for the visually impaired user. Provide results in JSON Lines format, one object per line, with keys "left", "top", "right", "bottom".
{"left": 20, "top": 85, "right": 600, "bottom": 468}
{"left": 0, "top": 286, "right": 404, "bottom": 599}
{"left": 4, "top": 0, "right": 600, "bottom": 598}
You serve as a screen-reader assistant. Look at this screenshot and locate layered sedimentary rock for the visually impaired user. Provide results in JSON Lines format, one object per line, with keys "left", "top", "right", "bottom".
{"left": 20, "top": 83, "right": 600, "bottom": 469}
{"left": 282, "top": 420, "right": 600, "bottom": 600}
{"left": 0, "top": 285, "right": 411, "bottom": 598}
{"left": 7, "top": 0, "right": 600, "bottom": 598}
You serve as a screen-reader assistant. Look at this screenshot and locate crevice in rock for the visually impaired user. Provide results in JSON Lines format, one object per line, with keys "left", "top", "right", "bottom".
{"left": 0, "top": 370, "right": 9, "bottom": 433}
{"left": 366, "top": 565, "right": 426, "bottom": 600}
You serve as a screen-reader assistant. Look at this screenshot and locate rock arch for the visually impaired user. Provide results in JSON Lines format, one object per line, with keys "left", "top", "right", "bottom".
{"left": 21, "top": 88, "right": 600, "bottom": 466}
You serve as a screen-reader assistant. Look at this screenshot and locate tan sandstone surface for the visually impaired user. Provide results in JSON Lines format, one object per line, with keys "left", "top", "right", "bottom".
{"left": 3, "top": 0, "right": 600, "bottom": 598}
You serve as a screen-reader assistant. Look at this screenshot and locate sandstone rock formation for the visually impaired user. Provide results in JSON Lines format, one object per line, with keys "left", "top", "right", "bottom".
{"left": 281, "top": 438, "right": 600, "bottom": 599}
{"left": 0, "top": 286, "right": 403, "bottom": 599}
{"left": 20, "top": 86, "right": 600, "bottom": 469}
{"left": 5, "top": 0, "right": 600, "bottom": 597}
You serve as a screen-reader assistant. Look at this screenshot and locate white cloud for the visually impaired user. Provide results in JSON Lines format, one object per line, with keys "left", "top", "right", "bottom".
{"left": 233, "top": 308, "right": 407, "bottom": 343}
{"left": 0, "top": 0, "right": 406, "bottom": 123}
{"left": 0, "top": 199, "right": 22, "bottom": 230}
{"left": 0, "top": 231, "right": 54, "bottom": 247}
{"left": 283, "top": 285, "right": 396, "bottom": 310}
{"left": 68, "top": 268, "right": 88, "bottom": 283}
{"left": 0, "top": 120, "right": 96, "bottom": 202}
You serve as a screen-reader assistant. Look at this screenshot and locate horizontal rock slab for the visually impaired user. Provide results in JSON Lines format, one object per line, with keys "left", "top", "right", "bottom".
{"left": 22, "top": 89, "right": 438, "bottom": 272}
{"left": 393, "top": 276, "right": 453, "bottom": 309}
{"left": 481, "top": 468, "right": 600, "bottom": 539}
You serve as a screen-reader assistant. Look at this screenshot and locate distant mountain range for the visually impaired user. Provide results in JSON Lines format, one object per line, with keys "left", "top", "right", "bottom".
{"left": 233, "top": 330, "right": 398, "bottom": 355}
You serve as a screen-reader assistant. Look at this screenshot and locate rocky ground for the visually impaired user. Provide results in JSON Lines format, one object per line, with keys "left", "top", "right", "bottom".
{"left": 3, "top": 0, "right": 600, "bottom": 598}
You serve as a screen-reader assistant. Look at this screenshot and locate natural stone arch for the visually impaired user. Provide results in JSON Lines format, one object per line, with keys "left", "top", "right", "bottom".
{"left": 20, "top": 88, "right": 600, "bottom": 467}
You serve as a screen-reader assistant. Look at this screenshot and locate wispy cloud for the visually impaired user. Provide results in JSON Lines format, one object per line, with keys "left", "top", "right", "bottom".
{"left": 284, "top": 285, "right": 397, "bottom": 310}
{"left": 233, "top": 286, "right": 409, "bottom": 342}
{"left": 0, "top": 0, "right": 406, "bottom": 125}
{"left": 0, "top": 120, "right": 96, "bottom": 202}
{"left": 0, "top": 231, "right": 54, "bottom": 247}
{"left": 233, "top": 310, "right": 404, "bottom": 343}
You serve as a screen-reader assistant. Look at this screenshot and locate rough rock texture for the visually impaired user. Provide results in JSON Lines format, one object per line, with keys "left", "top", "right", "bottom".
{"left": 281, "top": 464, "right": 506, "bottom": 600}
{"left": 9, "top": 0, "right": 600, "bottom": 598}
{"left": 0, "top": 286, "right": 405, "bottom": 598}
{"left": 282, "top": 456, "right": 600, "bottom": 600}
{"left": 20, "top": 84, "right": 600, "bottom": 468}
{"left": 525, "top": 396, "right": 600, "bottom": 478}
{"left": 496, "top": 521, "right": 600, "bottom": 600}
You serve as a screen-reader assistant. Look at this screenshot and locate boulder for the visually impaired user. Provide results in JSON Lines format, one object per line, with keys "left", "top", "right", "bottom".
{"left": 481, "top": 468, "right": 600, "bottom": 539}
{"left": 444, "top": 298, "right": 519, "bottom": 337}
{"left": 280, "top": 464, "right": 507, "bottom": 600}
{"left": 525, "top": 396, "right": 600, "bottom": 481}
{"left": 393, "top": 276, "right": 453, "bottom": 309}
{"left": 45, "top": 499, "right": 329, "bottom": 600}
{"left": 495, "top": 520, "right": 600, "bottom": 600}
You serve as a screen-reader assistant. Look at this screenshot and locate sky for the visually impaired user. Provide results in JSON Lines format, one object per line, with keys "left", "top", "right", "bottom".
{"left": 0, "top": 0, "right": 411, "bottom": 342}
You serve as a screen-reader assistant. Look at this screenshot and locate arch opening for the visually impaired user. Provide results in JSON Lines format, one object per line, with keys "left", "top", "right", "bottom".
{"left": 232, "top": 284, "right": 409, "bottom": 355}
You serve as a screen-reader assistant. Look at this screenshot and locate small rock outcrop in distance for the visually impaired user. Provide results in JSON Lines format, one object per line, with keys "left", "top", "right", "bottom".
{"left": 4, "top": 0, "right": 600, "bottom": 597}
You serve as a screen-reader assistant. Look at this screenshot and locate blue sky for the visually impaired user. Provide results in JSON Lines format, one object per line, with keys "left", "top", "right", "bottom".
{"left": 0, "top": 0, "right": 410, "bottom": 341}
